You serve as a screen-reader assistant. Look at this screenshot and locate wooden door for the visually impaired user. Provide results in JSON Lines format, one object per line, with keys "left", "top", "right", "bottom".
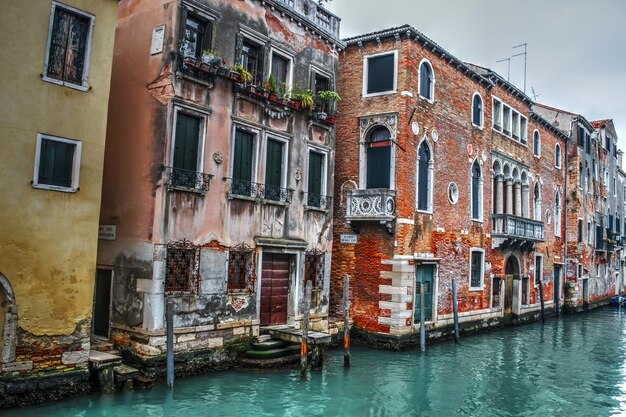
{"left": 93, "top": 269, "right": 112, "bottom": 338}
{"left": 260, "top": 254, "right": 290, "bottom": 326}
{"left": 414, "top": 265, "right": 434, "bottom": 322}
{"left": 504, "top": 274, "right": 514, "bottom": 314}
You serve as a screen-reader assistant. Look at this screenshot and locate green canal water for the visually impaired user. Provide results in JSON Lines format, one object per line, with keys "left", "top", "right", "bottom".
{"left": 8, "top": 308, "right": 626, "bottom": 416}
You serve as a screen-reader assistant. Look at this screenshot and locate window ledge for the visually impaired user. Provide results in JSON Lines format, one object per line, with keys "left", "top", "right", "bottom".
{"left": 167, "top": 185, "right": 206, "bottom": 195}
{"left": 261, "top": 199, "right": 290, "bottom": 207}
{"left": 227, "top": 290, "right": 253, "bottom": 296}
{"left": 363, "top": 90, "right": 397, "bottom": 98}
{"left": 32, "top": 183, "right": 78, "bottom": 193}
{"left": 472, "top": 123, "right": 484, "bottom": 130}
{"left": 41, "top": 75, "right": 89, "bottom": 92}
{"left": 471, "top": 218, "right": 484, "bottom": 224}
{"left": 418, "top": 95, "right": 434, "bottom": 104}
{"left": 468, "top": 286, "right": 484, "bottom": 292}
{"left": 416, "top": 209, "right": 433, "bottom": 215}
{"left": 305, "top": 205, "right": 329, "bottom": 213}
{"left": 228, "top": 193, "right": 258, "bottom": 202}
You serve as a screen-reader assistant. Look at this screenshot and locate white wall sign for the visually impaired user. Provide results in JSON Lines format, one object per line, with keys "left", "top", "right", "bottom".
{"left": 98, "top": 225, "right": 116, "bottom": 240}
{"left": 340, "top": 234, "right": 358, "bottom": 244}
{"left": 150, "top": 25, "right": 165, "bottom": 55}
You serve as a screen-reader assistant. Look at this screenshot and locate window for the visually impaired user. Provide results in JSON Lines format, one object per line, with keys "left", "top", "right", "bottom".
{"left": 578, "top": 218, "right": 583, "bottom": 243}
{"left": 363, "top": 51, "right": 397, "bottom": 96}
{"left": 471, "top": 160, "right": 482, "bottom": 220}
{"left": 578, "top": 125, "right": 585, "bottom": 148}
{"left": 577, "top": 264, "right": 583, "bottom": 279}
{"left": 472, "top": 93, "right": 483, "bottom": 127}
{"left": 605, "top": 170, "right": 609, "bottom": 189}
{"left": 613, "top": 177, "right": 617, "bottom": 196}
{"left": 520, "top": 117, "right": 528, "bottom": 144}
{"left": 534, "top": 254, "right": 543, "bottom": 286}
{"left": 534, "top": 183, "right": 542, "bottom": 221}
{"left": 182, "top": 13, "right": 211, "bottom": 59}
{"left": 33, "top": 134, "right": 82, "bottom": 192}
{"left": 304, "top": 249, "right": 325, "bottom": 306}
{"left": 469, "top": 249, "right": 484, "bottom": 289}
{"left": 270, "top": 52, "right": 291, "bottom": 86}
{"left": 165, "top": 240, "right": 200, "bottom": 294}
{"left": 43, "top": 2, "right": 94, "bottom": 89}
{"left": 578, "top": 163, "right": 584, "bottom": 190}
{"left": 555, "top": 193, "right": 562, "bottom": 237}
{"left": 419, "top": 60, "right": 434, "bottom": 101}
{"left": 307, "top": 149, "right": 328, "bottom": 209}
{"left": 606, "top": 135, "right": 611, "bottom": 151}
{"left": 512, "top": 111, "right": 520, "bottom": 141}
{"left": 231, "top": 128, "right": 256, "bottom": 197}
{"left": 533, "top": 130, "right": 540, "bottom": 157}
{"left": 492, "top": 99, "right": 502, "bottom": 130}
{"left": 587, "top": 221, "right": 592, "bottom": 244}
{"left": 522, "top": 277, "right": 530, "bottom": 305}
{"left": 555, "top": 143, "right": 561, "bottom": 168}
{"left": 366, "top": 127, "right": 392, "bottom": 189}
{"left": 502, "top": 105, "right": 511, "bottom": 135}
{"left": 313, "top": 71, "right": 333, "bottom": 113}
{"left": 417, "top": 141, "right": 433, "bottom": 212}
{"left": 170, "top": 111, "right": 204, "bottom": 189}
{"left": 264, "top": 138, "right": 288, "bottom": 202}
{"left": 227, "top": 243, "right": 256, "bottom": 292}
{"left": 241, "top": 40, "right": 263, "bottom": 85}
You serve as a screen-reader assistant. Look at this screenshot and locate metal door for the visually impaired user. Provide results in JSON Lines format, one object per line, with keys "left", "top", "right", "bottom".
{"left": 260, "top": 254, "right": 290, "bottom": 326}
{"left": 414, "top": 265, "right": 434, "bottom": 322}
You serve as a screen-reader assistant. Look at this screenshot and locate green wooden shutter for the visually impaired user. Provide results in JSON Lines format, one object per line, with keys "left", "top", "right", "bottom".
{"left": 233, "top": 130, "right": 253, "bottom": 182}
{"left": 173, "top": 113, "right": 200, "bottom": 172}
{"left": 265, "top": 139, "right": 283, "bottom": 187}
{"left": 366, "top": 145, "right": 391, "bottom": 189}
{"left": 308, "top": 152, "right": 323, "bottom": 195}
{"left": 38, "top": 139, "right": 74, "bottom": 187}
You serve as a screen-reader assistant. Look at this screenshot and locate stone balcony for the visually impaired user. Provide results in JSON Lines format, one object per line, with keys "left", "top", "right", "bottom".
{"left": 346, "top": 189, "right": 396, "bottom": 233}
{"left": 491, "top": 213, "right": 544, "bottom": 250}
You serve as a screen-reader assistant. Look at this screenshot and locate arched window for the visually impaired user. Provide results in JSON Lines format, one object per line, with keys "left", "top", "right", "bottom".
{"left": 417, "top": 141, "right": 432, "bottom": 211}
{"left": 533, "top": 130, "right": 540, "bottom": 157}
{"left": 555, "top": 143, "right": 561, "bottom": 168}
{"left": 555, "top": 192, "right": 561, "bottom": 237}
{"left": 471, "top": 160, "right": 482, "bottom": 220}
{"left": 534, "top": 183, "right": 542, "bottom": 221}
{"left": 579, "top": 162, "right": 584, "bottom": 189}
{"left": 472, "top": 94, "right": 483, "bottom": 127}
{"left": 365, "top": 126, "right": 392, "bottom": 189}
{"left": 419, "top": 60, "right": 434, "bottom": 101}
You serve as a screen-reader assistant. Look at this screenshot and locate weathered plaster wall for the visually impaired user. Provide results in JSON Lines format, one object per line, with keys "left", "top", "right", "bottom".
{"left": 0, "top": 0, "right": 117, "bottom": 337}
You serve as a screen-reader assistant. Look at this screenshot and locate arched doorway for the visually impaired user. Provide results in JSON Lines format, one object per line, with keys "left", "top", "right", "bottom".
{"left": 504, "top": 256, "right": 520, "bottom": 314}
{"left": 0, "top": 273, "right": 16, "bottom": 364}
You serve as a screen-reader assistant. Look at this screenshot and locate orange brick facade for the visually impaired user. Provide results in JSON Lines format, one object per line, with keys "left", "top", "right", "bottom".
{"left": 331, "top": 26, "right": 569, "bottom": 339}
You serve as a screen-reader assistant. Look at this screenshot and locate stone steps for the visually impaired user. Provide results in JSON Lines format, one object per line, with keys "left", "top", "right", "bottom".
{"left": 251, "top": 339, "right": 288, "bottom": 351}
{"left": 244, "top": 344, "right": 300, "bottom": 360}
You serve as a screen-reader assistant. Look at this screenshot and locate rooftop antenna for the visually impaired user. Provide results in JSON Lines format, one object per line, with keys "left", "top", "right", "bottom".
{"left": 531, "top": 87, "right": 540, "bottom": 102}
{"left": 512, "top": 43, "right": 527, "bottom": 94}
{"left": 496, "top": 57, "right": 511, "bottom": 81}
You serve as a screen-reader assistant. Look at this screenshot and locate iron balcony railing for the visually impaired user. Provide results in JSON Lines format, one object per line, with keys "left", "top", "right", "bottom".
{"left": 491, "top": 213, "right": 544, "bottom": 242}
{"left": 165, "top": 166, "right": 212, "bottom": 192}
{"left": 175, "top": 53, "right": 215, "bottom": 83}
{"left": 346, "top": 189, "right": 396, "bottom": 221}
{"left": 229, "top": 179, "right": 293, "bottom": 203}
{"left": 304, "top": 192, "right": 333, "bottom": 210}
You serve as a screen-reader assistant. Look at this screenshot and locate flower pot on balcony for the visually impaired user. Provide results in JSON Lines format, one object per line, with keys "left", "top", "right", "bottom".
{"left": 325, "top": 117, "right": 336, "bottom": 124}
{"left": 315, "top": 112, "right": 327, "bottom": 121}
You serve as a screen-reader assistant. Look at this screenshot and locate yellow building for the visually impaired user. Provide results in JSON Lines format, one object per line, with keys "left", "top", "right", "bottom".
{"left": 0, "top": 0, "right": 117, "bottom": 407}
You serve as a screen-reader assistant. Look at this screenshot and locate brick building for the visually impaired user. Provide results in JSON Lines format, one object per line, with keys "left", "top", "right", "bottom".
{"left": 535, "top": 106, "right": 624, "bottom": 309}
{"left": 97, "top": 0, "right": 342, "bottom": 367}
{"left": 331, "top": 25, "right": 567, "bottom": 343}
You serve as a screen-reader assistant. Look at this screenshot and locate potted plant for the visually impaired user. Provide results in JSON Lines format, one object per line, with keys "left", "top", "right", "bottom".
{"left": 295, "top": 90, "right": 314, "bottom": 111}
{"left": 201, "top": 49, "right": 222, "bottom": 66}
{"left": 264, "top": 74, "right": 278, "bottom": 101}
{"left": 315, "top": 90, "right": 341, "bottom": 121}
{"left": 231, "top": 64, "right": 252, "bottom": 84}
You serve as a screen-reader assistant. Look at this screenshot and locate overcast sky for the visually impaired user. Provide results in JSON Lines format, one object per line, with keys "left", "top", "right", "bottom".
{"left": 324, "top": 0, "right": 626, "bottom": 146}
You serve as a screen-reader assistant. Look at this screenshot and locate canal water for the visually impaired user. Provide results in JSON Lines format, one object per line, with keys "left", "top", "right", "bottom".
{"left": 7, "top": 307, "right": 626, "bottom": 416}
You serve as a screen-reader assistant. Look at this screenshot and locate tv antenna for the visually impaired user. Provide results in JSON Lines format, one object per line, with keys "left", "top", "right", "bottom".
{"left": 512, "top": 43, "right": 527, "bottom": 93}
{"left": 531, "top": 87, "right": 540, "bottom": 102}
{"left": 496, "top": 57, "right": 511, "bottom": 81}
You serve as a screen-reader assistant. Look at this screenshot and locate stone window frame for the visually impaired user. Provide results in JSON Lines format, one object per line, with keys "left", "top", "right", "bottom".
{"left": 554, "top": 191, "right": 562, "bottom": 237}
{"left": 533, "top": 129, "right": 541, "bottom": 158}
{"left": 165, "top": 239, "right": 200, "bottom": 295}
{"left": 554, "top": 143, "right": 562, "bottom": 169}
{"left": 269, "top": 46, "right": 295, "bottom": 92}
{"left": 227, "top": 243, "right": 256, "bottom": 293}
{"left": 358, "top": 114, "right": 398, "bottom": 191}
{"left": 169, "top": 103, "right": 209, "bottom": 177}
{"left": 32, "top": 133, "right": 82, "bottom": 193}
{"left": 491, "top": 95, "right": 528, "bottom": 145}
{"left": 305, "top": 145, "right": 329, "bottom": 209}
{"left": 418, "top": 58, "right": 435, "bottom": 103}
{"left": 362, "top": 50, "right": 398, "bottom": 98}
{"left": 468, "top": 248, "right": 485, "bottom": 291}
{"left": 229, "top": 122, "right": 261, "bottom": 199}
{"left": 534, "top": 253, "right": 543, "bottom": 287}
{"left": 262, "top": 133, "right": 291, "bottom": 202}
{"left": 471, "top": 92, "right": 483, "bottom": 129}
{"left": 416, "top": 137, "right": 434, "bottom": 213}
{"left": 42, "top": 1, "right": 95, "bottom": 91}
{"left": 0, "top": 273, "right": 17, "bottom": 364}
{"left": 470, "top": 158, "right": 483, "bottom": 222}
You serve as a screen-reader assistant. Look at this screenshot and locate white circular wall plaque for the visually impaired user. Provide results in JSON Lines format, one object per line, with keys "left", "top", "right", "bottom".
{"left": 411, "top": 122, "right": 419, "bottom": 136}
{"left": 431, "top": 129, "right": 439, "bottom": 142}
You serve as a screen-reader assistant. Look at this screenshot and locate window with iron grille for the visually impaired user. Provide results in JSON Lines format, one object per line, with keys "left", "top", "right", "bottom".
{"left": 44, "top": 2, "right": 94, "bottom": 89}
{"left": 165, "top": 240, "right": 200, "bottom": 294}
{"left": 228, "top": 243, "right": 256, "bottom": 292}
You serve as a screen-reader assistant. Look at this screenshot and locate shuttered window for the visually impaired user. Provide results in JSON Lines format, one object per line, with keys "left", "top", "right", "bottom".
{"left": 470, "top": 251, "right": 483, "bottom": 288}
{"left": 366, "top": 127, "right": 391, "bottom": 189}
{"left": 45, "top": 3, "right": 93, "bottom": 87}
{"left": 271, "top": 54, "right": 289, "bottom": 85}
{"left": 472, "top": 94, "right": 483, "bottom": 126}
{"left": 232, "top": 129, "right": 254, "bottom": 196}
{"left": 366, "top": 54, "right": 395, "bottom": 94}
{"left": 308, "top": 151, "right": 324, "bottom": 207}
{"left": 264, "top": 139, "right": 284, "bottom": 201}
{"left": 38, "top": 139, "right": 75, "bottom": 187}
{"left": 173, "top": 113, "right": 200, "bottom": 172}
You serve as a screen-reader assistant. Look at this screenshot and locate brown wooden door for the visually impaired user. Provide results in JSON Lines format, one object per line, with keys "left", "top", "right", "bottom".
{"left": 504, "top": 274, "right": 514, "bottom": 314}
{"left": 260, "top": 253, "right": 290, "bottom": 326}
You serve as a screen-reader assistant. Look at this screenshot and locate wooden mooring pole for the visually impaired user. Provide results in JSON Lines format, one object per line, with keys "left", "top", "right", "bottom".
{"left": 538, "top": 278, "right": 545, "bottom": 323}
{"left": 420, "top": 280, "right": 426, "bottom": 352}
{"left": 166, "top": 298, "right": 174, "bottom": 388}
{"left": 343, "top": 274, "right": 350, "bottom": 368}
{"left": 301, "top": 281, "right": 312, "bottom": 379}
{"left": 452, "top": 278, "right": 460, "bottom": 343}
